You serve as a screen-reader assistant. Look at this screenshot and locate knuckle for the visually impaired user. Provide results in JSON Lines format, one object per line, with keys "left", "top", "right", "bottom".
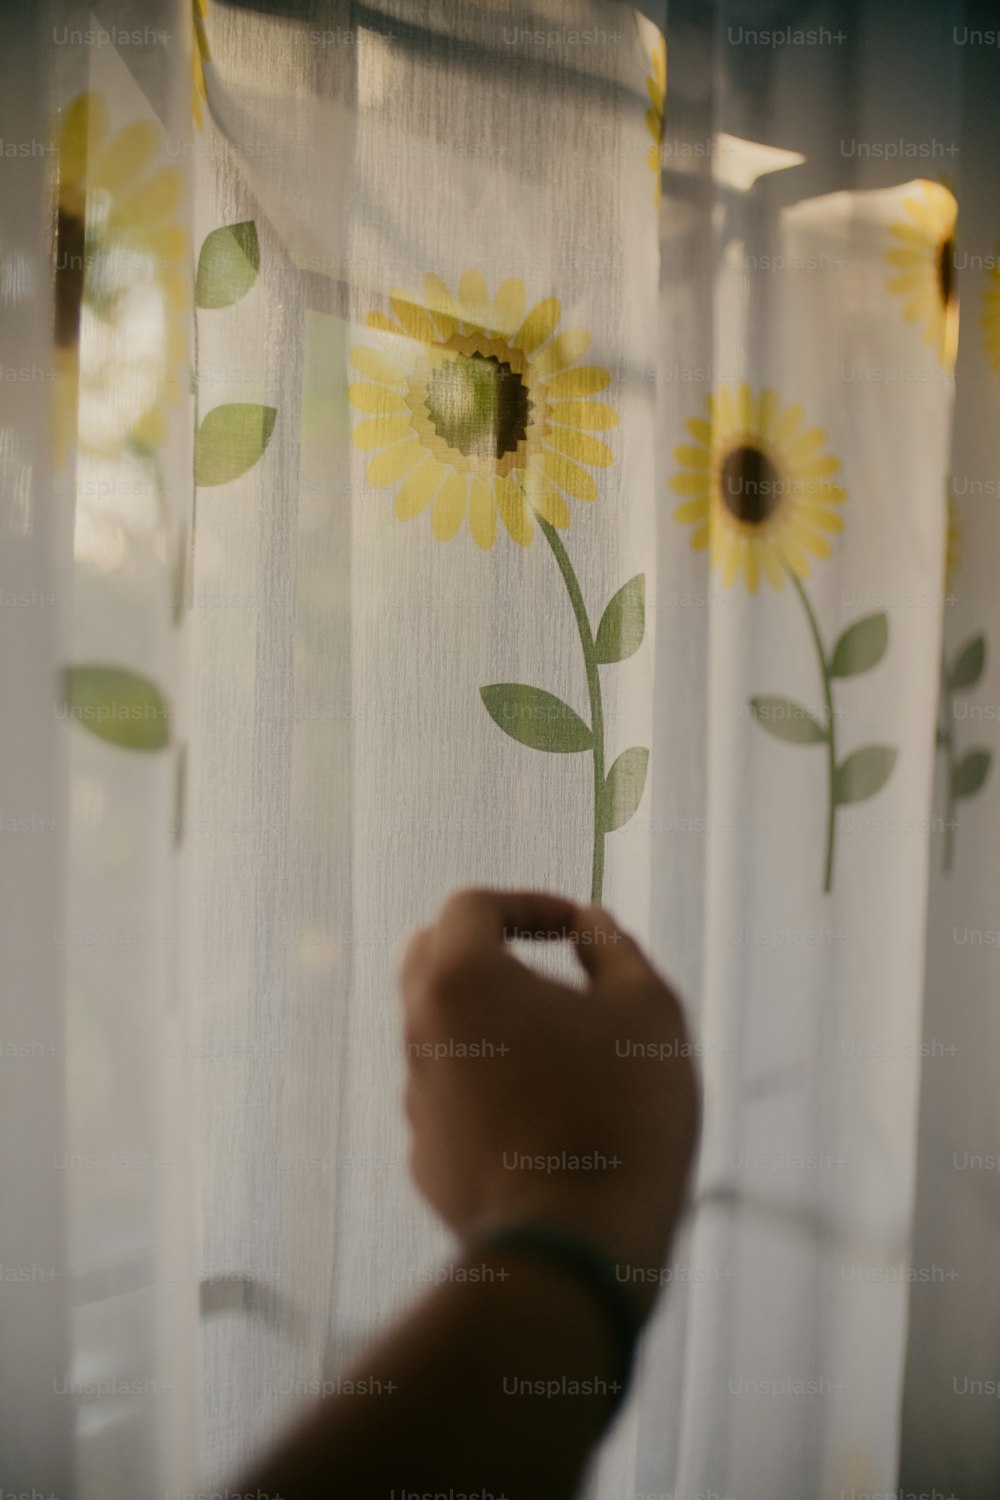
{"left": 400, "top": 927, "right": 432, "bottom": 987}
{"left": 427, "top": 951, "right": 479, "bottom": 1011}
{"left": 441, "top": 887, "right": 488, "bottom": 921}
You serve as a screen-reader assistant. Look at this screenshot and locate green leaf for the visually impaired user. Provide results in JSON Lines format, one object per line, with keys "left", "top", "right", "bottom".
{"left": 62, "top": 666, "right": 170, "bottom": 751}
{"left": 195, "top": 221, "right": 260, "bottom": 308}
{"left": 749, "top": 696, "right": 826, "bottom": 744}
{"left": 834, "top": 745, "right": 897, "bottom": 805}
{"left": 952, "top": 749, "right": 992, "bottom": 799}
{"left": 949, "top": 633, "right": 986, "bottom": 691}
{"left": 830, "top": 613, "right": 889, "bottom": 678}
{"left": 195, "top": 403, "right": 276, "bottom": 486}
{"left": 479, "top": 684, "right": 592, "bottom": 753}
{"left": 597, "top": 747, "right": 649, "bottom": 833}
{"left": 594, "top": 574, "right": 645, "bottom": 664}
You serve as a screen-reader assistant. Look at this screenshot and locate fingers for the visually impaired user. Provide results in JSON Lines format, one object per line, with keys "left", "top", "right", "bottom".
{"left": 433, "top": 887, "right": 579, "bottom": 966}
{"left": 401, "top": 889, "right": 654, "bottom": 995}
{"left": 400, "top": 889, "right": 575, "bottom": 1035}
{"left": 567, "top": 902, "right": 653, "bottom": 984}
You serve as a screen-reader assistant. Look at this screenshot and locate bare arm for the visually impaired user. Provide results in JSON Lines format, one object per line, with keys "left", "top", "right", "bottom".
{"left": 245, "top": 890, "right": 700, "bottom": 1500}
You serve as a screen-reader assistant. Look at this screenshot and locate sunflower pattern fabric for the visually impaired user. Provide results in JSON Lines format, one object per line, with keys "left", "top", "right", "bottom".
{"left": 16, "top": 6, "right": 1000, "bottom": 1500}
{"left": 349, "top": 272, "right": 617, "bottom": 548}
{"left": 886, "top": 179, "right": 959, "bottom": 368}
{"left": 672, "top": 383, "right": 895, "bottom": 893}
{"left": 53, "top": 91, "right": 186, "bottom": 464}
{"left": 671, "top": 383, "right": 845, "bottom": 592}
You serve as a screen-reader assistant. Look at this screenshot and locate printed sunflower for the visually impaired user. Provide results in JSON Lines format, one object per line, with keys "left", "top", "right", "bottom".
{"left": 349, "top": 270, "right": 617, "bottom": 548}
{"left": 672, "top": 384, "right": 896, "bottom": 893}
{"left": 671, "top": 383, "right": 845, "bottom": 593}
{"left": 53, "top": 92, "right": 186, "bottom": 467}
{"left": 886, "top": 180, "right": 959, "bottom": 369}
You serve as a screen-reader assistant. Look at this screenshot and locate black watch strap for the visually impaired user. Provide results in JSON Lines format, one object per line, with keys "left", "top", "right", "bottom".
{"left": 468, "top": 1220, "right": 646, "bottom": 1416}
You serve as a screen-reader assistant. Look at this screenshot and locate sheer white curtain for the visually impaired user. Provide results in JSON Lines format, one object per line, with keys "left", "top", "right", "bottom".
{"left": 3, "top": 2, "right": 999, "bottom": 1497}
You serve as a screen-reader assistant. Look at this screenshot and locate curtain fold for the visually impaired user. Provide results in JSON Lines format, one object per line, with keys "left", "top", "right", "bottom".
{"left": 3, "top": 1, "right": 999, "bottom": 1496}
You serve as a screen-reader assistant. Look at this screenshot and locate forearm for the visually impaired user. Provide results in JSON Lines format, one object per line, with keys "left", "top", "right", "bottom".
{"left": 245, "top": 1246, "right": 630, "bottom": 1500}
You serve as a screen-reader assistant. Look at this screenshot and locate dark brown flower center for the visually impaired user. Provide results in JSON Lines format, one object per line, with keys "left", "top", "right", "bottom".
{"left": 425, "top": 351, "right": 532, "bottom": 462}
{"left": 54, "top": 207, "right": 86, "bottom": 349}
{"left": 719, "top": 444, "right": 783, "bottom": 525}
{"left": 937, "top": 235, "right": 956, "bottom": 309}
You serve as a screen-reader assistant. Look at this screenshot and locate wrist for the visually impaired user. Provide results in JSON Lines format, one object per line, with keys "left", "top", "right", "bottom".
{"left": 471, "top": 1188, "right": 670, "bottom": 1314}
{"left": 459, "top": 1221, "right": 647, "bottom": 1418}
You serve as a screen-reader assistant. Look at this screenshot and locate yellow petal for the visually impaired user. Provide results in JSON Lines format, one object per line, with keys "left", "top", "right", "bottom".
{"left": 351, "top": 346, "right": 406, "bottom": 384}
{"left": 773, "top": 401, "right": 805, "bottom": 445}
{"left": 495, "top": 475, "right": 533, "bottom": 545}
{"left": 366, "top": 311, "right": 403, "bottom": 335}
{"left": 794, "top": 453, "right": 841, "bottom": 480}
{"left": 790, "top": 525, "right": 832, "bottom": 559}
{"left": 547, "top": 399, "right": 617, "bottom": 432}
{"left": 543, "top": 365, "right": 610, "bottom": 398}
{"left": 111, "top": 168, "right": 182, "bottom": 229}
{"left": 738, "top": 382, "right": 755, "bottom": 433}
{"left": 685, "top": 416, "right": 712, "bottom": 444}
{"left": 674, "top": 498, "right": 709, "bottom": 524}
{"left": 524, "top": 466, "right": 570, "bottom": 528}
{"left": 144, "top": 224, "right": 187, "bottom": 267}
{"left": 491, "top": 278, "right": 526, "bottom": 336}
{"left": 422, "top": 273, "right": 459, "bottom": 338}
{"left": 352, "top": 416, "right": 413, "bottom": 450}
{"left": 349, "top": 383, "right": 408, "bottom": 415}
{"left": 367, "top": 439, "right": 424, "bottom": 487}
{"left": 757, "top": 389, "right": 780, "bottom": 439}
{"left": 708, "top": 386, "right": 728, "bottom": 427}
{"left": 539, "top": 449, "right": 598, "bottom": 502}
{"left": 431, "top": 470, "right": 467, "bottom": 541}
{"left": 670, "top": 471, "right": 710, "bottom": 495}
{"left": 468, "top": 476, "right": 496, "bottom": 549}
{"left": 389, "top": 292, "right": 436, "bottom": 344}
{"left": 887, "top": 247, "right": 930, "bottom": 267}
{"left": 531, "top": 329, "right": 591, "bottom": 377}
{"left": 805, "top": 507, "right": 844, "bottom": 532}
{"left": 394, "top": 458, "right": 443, "bottom": 519}
{"left": 160, "top": 268, "right": 187, "bottom": 313}
{"left": 59, "top": 94, "right": 108, "bottom": 193}
{"left": 786, "top": 427, "right": 827, "bottom": 463}
{"left": 689, "top": 522, "right": 710, "bottom": 550}
{"left": 516, "top": 297, "right": 561, "bottom": 355}
{"left": 131, "top": 404, "right": 166, "bottom": 450}
{"left": 92, "top": 121, "right": 157, "bottom": 195}
{"left": 744, "top": 542, "right": 760, "bottom": 594}
{"left": 544, "top": 428, "right": 614, "bottom": 467}
{"left": 889, "top": 225, "right": 931, "bottom": 249}
{"left": 458, "top": 270, "right": 490, "bottom": 330}
{"left": 760, "top": 542, "right": 786, "bottom": 590}
{"left": 674, "top": 443, "right": 711, "bottom": 469}
{"left": 780, "top": 535, "right": 810, "bottom": 577}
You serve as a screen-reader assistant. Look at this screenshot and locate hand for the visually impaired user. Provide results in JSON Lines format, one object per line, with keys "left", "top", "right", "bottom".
{"left": 400, "top": 889, "right": 700, "bottom": 1307}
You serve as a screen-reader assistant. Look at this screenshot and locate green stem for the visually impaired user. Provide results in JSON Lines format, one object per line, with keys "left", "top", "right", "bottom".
{"left": 939, "top": 658, "right": 956, "bottom": 872}
{"left": 537, "top": 517, "right": 605, "bottom": 901}
{"left": 186, "top": 309, "right": 200, "bottom": 612}
{"left": 788, "top": 570, "right": 837, "bottom": 894}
